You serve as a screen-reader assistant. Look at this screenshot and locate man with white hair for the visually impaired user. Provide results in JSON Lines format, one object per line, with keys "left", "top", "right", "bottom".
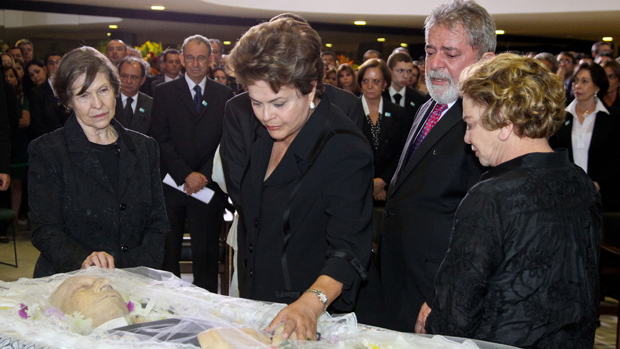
{"left": 378, "top": 0, "right": 495, "bottom": 332}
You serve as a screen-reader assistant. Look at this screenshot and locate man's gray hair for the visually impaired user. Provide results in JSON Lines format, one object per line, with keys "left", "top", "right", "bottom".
{"left": 534, "top": 52, "right": 559, "bottom": 73}
{"left": 424, "top": 0, "right": 496, "bottom": 58}
{"left": 182, "top": 35, "right": 212, "bottom": 56}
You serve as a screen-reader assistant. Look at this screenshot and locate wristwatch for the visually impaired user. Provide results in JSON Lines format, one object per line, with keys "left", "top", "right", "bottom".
{"left": 305, "top": 288, "right": 328, "bottom": 312}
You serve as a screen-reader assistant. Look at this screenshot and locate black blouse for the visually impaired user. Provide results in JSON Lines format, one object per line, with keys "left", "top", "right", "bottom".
{"left": 427, "top": 150, "right": 601, "bottom": 348}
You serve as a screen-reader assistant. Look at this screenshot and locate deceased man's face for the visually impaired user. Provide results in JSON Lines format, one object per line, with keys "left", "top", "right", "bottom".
{"left": 51, "top": 276, "right": 129, "bottom": 327}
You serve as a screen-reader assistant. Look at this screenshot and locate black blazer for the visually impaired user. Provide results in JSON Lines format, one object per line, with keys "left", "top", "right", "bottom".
{"left": 114, "top": 92, "right": 153, "bottom": 136}
{"left": 359, "top": 95, "right": 408, "bottom": 184}
{"left": 0, "top": 71, "right": 13, "bottom": 173}
{"left": 221, "top": 87, "right": 366, "bottom": 210}
{"left": 549, "top": 110, "right": 620, "bottom": 211}
{"left": 28, "top": 115, "right": 169, "bottom": 277}
{"left": 151, "top": 77, "right": 234, "bottom": 206}
{"left": 380, "top": 98, "right": 484, "bottom": 332}
{"left": 383, "top": 86, "right": 428, "bottom": 129}
{"left": 151, "top": 75, "right": 166, "bottom": 93}
{"left": 28, "top": 82, "right": 71, "bottom": 140}
{"left": 236, "top": 95, "right": 374, "bottom": 310}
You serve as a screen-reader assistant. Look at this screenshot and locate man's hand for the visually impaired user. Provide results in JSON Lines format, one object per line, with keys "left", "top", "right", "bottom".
{"left": 0, "top": 173, "right": 10, "bottom": 191}
{"left": 184, "top": 172, "right": 208, "bottom": 195}
{"left": 82, "top": 251, "right": 115, "bottom": 269}
{"left": 415, "top": 302, "right": 432, "bottom": 334}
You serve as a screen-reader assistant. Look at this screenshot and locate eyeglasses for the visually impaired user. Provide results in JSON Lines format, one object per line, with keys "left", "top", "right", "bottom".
{"left": 213, "top": 76, "right": 227, "bottom": 81}
{"left": 184, "top": 55, "right": 208, "bottom": 65}
{"left": 558, "top": 59, "right": 573, "bottom": 65}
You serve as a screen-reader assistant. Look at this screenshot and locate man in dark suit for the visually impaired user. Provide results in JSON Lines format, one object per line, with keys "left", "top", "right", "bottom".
{"left": 115, "top": 57, "right": 153, "bottom": 135}
{"left": 28, "top": 54, "right": 71, "bottom": 140}
{"left": 151, "top": 35, "right": 234, "bottom": 292}
{"left": 383, "top": 52, "right": 428, "bottom": 129}
{"left": 151, "top": 49, "right": 182, "bottom": 92}
{"left": 378, "top": 0, "right": 496, "bottom": 333}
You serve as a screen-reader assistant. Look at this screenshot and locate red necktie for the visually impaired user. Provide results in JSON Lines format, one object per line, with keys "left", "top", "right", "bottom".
{"left": 408, "top": 103, "right": 448, "bottom": 158}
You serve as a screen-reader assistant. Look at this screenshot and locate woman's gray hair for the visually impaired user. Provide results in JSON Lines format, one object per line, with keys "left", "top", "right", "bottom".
{"left": 424, "top": 0, "right": 496, "bottom": 58}
{"left": 52, "top": 46, "right": 120, "bottom": 109}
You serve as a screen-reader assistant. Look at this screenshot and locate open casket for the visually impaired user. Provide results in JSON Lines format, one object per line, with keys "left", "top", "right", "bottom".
{"left": 0, "top": 267, "right": 517, "bottom": 348}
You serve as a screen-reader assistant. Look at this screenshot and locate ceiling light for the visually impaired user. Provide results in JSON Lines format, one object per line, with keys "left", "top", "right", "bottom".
{"left": 603, "top": 37, "right": 613, "bottom": 42}
{"left": 107, "top": 33, "right": 111, "bottom": 36}
{"left": 377, "top": 38, "right": 386, "bottom": 42}
{"left": 151, "top": 5, "right": 165, "bottom": 10}
{"left": 109, "top": 25, "right": 118, "bottom": 29}
{"left": 495, "top": 30, "right": 505, "bottom": 35}
{"left": 400, "top": 43, "right": 408, "bottom": 48}
{"left": 325, "top": 43, "right": 333, "bottom": 48}
{"left": 354, "top": 21, "right": 366, "bottom": 26}
{"left": 223, "top": 41, "right": 231, "bottom": 45}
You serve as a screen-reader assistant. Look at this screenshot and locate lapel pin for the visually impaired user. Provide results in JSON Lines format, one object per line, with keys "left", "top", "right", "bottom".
{"left": 385, "top": 112, "right": 391, "bottom": 117}
{"left": 139, "top": 108, "right": 145, "bottom": 113}
{"left": 202, "top": 101, "right": 208, "bottom": 107}
{"left": 410, "top": 102, "right": 415, "bottom": 107}
{"left": 433, "top": 150, "right": 437, "bottom": 155}
{"left": 565, "top": 120, "right": 570, "bottom": 126}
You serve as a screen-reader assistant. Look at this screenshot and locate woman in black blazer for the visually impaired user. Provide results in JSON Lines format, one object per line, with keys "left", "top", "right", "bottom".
{"left": 550, "top": 62, "right": 620, "bottom": 211}
{"left": 226, "top": 18, "right": 373, "bottom": 340}
{"left": 28, "top": 47, "right": 168, "bottom": 277}
{"left": 357, "top": 59, "right": 408, "bottom": 206}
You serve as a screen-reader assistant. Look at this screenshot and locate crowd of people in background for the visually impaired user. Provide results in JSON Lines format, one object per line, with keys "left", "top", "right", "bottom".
{"left": 0, "top": 1, "right": 617, "bottom": 345}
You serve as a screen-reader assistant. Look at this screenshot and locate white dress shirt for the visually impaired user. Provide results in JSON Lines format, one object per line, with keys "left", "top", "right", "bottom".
{"left": 566, "top": 98, "right": 609, "bottom": 173}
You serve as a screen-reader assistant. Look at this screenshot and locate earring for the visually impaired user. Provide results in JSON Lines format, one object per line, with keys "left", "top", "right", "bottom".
{"left": 310, "top": 101, "right": 315, "bottom": 110}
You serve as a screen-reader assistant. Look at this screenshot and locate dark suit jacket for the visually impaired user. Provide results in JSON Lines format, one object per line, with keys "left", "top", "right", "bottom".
{"left": 114, "top": 92, "right": 153, "bottom": 136}
{"left": 236, "top": 94, "right": 374, "bottom": 310}
{"left": 151, "top": 75, "right": 165, "bottom": 93}
{"left": 0, "top": 71, "right": 13, "bottom": 173}
{"left": 220, "top": 86, "right": 365, "bottom": 210}
{"left": 383, "top": 86, "right": 428, "bottom": 129}
{"left": 549, "top": 110, "right": 620, "bottom": 211}
{"left": 140, "top": 75, "right": 155, "bottom": 97}
{"left": 28, "top": 115, "right": 168, "bottom": 277}
{"left": 380, "top": 98, "right": 484, "bottom": 332}
{"left": 359, "top": 96, "right": 408, "bottom": 184}
{"left": 325, "top": 84, "right": 365, "bottom": 130}
{"left": 151, "top": 77, "right": 233, "bottom": 207}
{"left": 28, "top": 82, "right": 71, "bottom": 140}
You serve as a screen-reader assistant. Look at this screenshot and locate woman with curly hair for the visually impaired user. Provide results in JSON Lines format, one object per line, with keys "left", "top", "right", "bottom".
{"left": 419, "top": 53, "right": 601, "bottom": 349}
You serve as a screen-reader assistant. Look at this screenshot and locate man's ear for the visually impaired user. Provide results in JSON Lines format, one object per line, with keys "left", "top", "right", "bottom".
{"left": 480, "top": 52, "right": 495, "bottom": 62}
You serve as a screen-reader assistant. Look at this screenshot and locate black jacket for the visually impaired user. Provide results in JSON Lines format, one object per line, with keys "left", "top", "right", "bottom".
{"left": 28, "top": 82, "right": 71, "bottom": 140}
{"left": 151, "top": 77, "right": 233, "bottom": 206}
{"left": 549, "top": 110, "right": 620, "bottom": 211}
{"left": 427, "top": 151, "right": 601, "bottom": 349}
{"left": 114, "top": 92, "right": 153, "bottom": 136}
{"left": 221, "top": 86, "right": 364, "bottom": 210}
{"left": 236, "top": 95, "right": 374, "bottom": 310}
{"left": 359, "top": 95, "right": 408, "bottom": 185}
{"left": 380, "top": 99, "right": 484, "bottom": 332}
{"left": 28, "top": 115, "right": 168, "bottom": 277}
{"left": 382, "top": 86, "right": 428, "bottom": 130}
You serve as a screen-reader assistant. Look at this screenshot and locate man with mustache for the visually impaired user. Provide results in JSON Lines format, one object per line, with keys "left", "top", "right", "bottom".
{"left": 378, "top": 0, "right": 496, "bottom": 332}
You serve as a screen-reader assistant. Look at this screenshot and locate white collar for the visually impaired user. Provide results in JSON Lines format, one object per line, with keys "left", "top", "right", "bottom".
{"left": 361, "top": 95, "right": 384, "bottom": 116}
{"left": 185, "top": 74, "right": 206, "bottom": 93}
{"left": 389, "top": 85, "right": 406, "bottom": 97}
{"left": 121, "top": 91, "right": 139, "bottom": 102}
{"left": 566, "top": 98, "right": 609, "bottom": 117}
